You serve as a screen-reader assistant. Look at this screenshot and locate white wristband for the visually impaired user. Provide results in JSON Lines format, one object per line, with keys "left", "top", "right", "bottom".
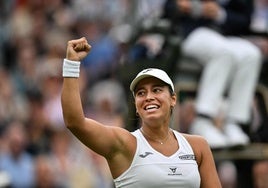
{"left": 62, "top": 58, "right": 81, "bottom": 78}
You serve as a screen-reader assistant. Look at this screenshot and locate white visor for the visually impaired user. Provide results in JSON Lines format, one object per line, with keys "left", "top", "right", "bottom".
{"left": 130, "top": 68, "right": 174, "bottom": 93}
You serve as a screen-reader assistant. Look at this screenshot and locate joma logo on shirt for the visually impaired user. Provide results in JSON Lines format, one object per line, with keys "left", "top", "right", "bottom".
{"left": 139, "top": 152, "right": 153, "bottom": 158}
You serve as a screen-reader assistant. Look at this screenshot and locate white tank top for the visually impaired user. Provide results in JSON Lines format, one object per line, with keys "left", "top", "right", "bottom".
{"left": 114, "top": 129, "right": 201, "bottom": 188}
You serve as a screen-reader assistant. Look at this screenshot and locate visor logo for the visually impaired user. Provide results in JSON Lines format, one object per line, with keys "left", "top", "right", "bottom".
{"left": 142, "top": 68, "right": 153, "bottom": 73}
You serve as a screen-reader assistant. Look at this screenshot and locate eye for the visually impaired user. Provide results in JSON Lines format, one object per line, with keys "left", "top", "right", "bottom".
{"left": 136, "top": 90, "right": 146, "bottom": 97}
{"left": 153, "top": 87, "right": 162, "bottom": 93}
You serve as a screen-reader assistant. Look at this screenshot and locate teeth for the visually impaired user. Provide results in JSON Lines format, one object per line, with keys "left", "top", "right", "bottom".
{"left": 145, "top": 105, "right": 158, "bottom": 110}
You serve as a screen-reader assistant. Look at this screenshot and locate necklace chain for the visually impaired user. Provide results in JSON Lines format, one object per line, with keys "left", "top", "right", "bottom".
{"left": 140, "top": 128, "right": 171, "bottom": 145}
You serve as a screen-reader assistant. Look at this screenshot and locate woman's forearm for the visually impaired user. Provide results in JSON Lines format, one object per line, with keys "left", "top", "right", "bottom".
{"left": 61, "top": 37, "right": 91, "bottom": 129}
{"left": 61, "top": 77, "right": 85, "bottom": 129}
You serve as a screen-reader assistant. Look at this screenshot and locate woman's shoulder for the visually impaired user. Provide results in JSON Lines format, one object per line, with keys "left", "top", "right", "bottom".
{"left": 181, "top": 133, "right": 210, "bottom": 151}
{"left": 181, "top": 133, "right": 208, "bottom": 145}
{"left": 180, "top": 133, "right": 211, "bottom": 166}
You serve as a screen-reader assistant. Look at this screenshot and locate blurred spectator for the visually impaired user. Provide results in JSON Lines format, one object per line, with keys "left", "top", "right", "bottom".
{"left": 251, "top": 0, "right": 268, "bottom": 35}
{"left": 24, "top": 89, "right": 52, "bottom": 156}
{"left": 163, "top": 0, "right": 262, "bottom": 149}
{"left": 0, "top": 120, "right": 35, "bottom": 188}
{"left": 247, "top": 0, "right": 268, "bottom": 87}
{"left": 39, "top": 58, "right": 65, "bottom": 130}
{"left": 252, "top": 160, "right": 268, "bottom": 188}
{"left": 73, "top": 18, "right": 120, "bottom": 85}
{"left": 86, "top": 79, "right": 127, "bottom": 127}
{"left": 11, "top": 37, "right": 40, "bottom": 94}
{"left": 0, "top": 68, "right": 28, "bottom": 124}
{"left": 34, "top": 154, "right": 58, "bottom": 188}
{"left": 47, "top": 129, "right": 114, "bottom": 188}
{"left": 217, "top": 161, "right": 237, "bottom": 188}
{"left": 47, "top": 130, "right": 73, "bottom": 187}
{"left": 174, "top": 98, "right": 196, "bottom": 133}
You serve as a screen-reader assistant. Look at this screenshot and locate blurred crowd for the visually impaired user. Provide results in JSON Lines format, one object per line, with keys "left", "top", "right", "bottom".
{"left": 0, "top": 0, "right": 267, "bottom": 188}
{"left": 0, "top": 0, "right": 132, "bottom": 187}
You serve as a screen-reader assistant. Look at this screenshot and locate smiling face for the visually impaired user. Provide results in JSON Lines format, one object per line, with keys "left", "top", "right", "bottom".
{"left": 134, "top": 77, "right": 176, "bottom": 126}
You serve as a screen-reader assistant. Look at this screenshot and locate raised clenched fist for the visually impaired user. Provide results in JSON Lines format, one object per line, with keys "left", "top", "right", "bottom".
{"left": 66, "top": 37, "right": 91, "bottom": 61}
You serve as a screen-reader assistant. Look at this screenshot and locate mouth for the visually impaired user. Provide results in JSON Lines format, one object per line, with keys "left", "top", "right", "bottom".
{"left": 144, "top": 104, "right": 159, "bottom": 111}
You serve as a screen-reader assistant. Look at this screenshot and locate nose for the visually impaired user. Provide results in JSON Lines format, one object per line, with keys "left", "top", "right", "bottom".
{"left": 145, "top": 91, "right": 154, "bottom": 101}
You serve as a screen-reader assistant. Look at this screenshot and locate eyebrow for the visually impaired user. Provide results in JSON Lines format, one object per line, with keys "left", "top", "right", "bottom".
{"left": 134, "top": 83, "right": 167, "bottom": 93}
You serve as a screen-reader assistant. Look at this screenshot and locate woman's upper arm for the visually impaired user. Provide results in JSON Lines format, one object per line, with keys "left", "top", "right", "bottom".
{"left": 198, "top": 137, "right": 222, "bottom": 188}
{"left": 185, "top": 134, "right": 222, "bottom": 188}
{"left": 67, "top": 117, "right": 135, "bottom": 158}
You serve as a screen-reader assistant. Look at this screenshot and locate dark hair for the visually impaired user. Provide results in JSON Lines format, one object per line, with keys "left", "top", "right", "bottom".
{"left": 168, "top": 86, "right": 176, "bottom": 96}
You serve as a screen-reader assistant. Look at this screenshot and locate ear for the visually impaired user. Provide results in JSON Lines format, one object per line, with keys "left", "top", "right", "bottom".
{"left": 170, "top": 94, "right": 177, "bottom": 107}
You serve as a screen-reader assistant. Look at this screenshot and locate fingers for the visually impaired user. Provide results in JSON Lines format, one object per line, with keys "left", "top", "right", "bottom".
{"left": 66, "top": 37, "right": 91, "bottom": 61}
{"left": 74, "top": 42, "right": 91, "bottom": 52}
{"left": 68, "top": 37, "right": 91, "bottom": 52}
